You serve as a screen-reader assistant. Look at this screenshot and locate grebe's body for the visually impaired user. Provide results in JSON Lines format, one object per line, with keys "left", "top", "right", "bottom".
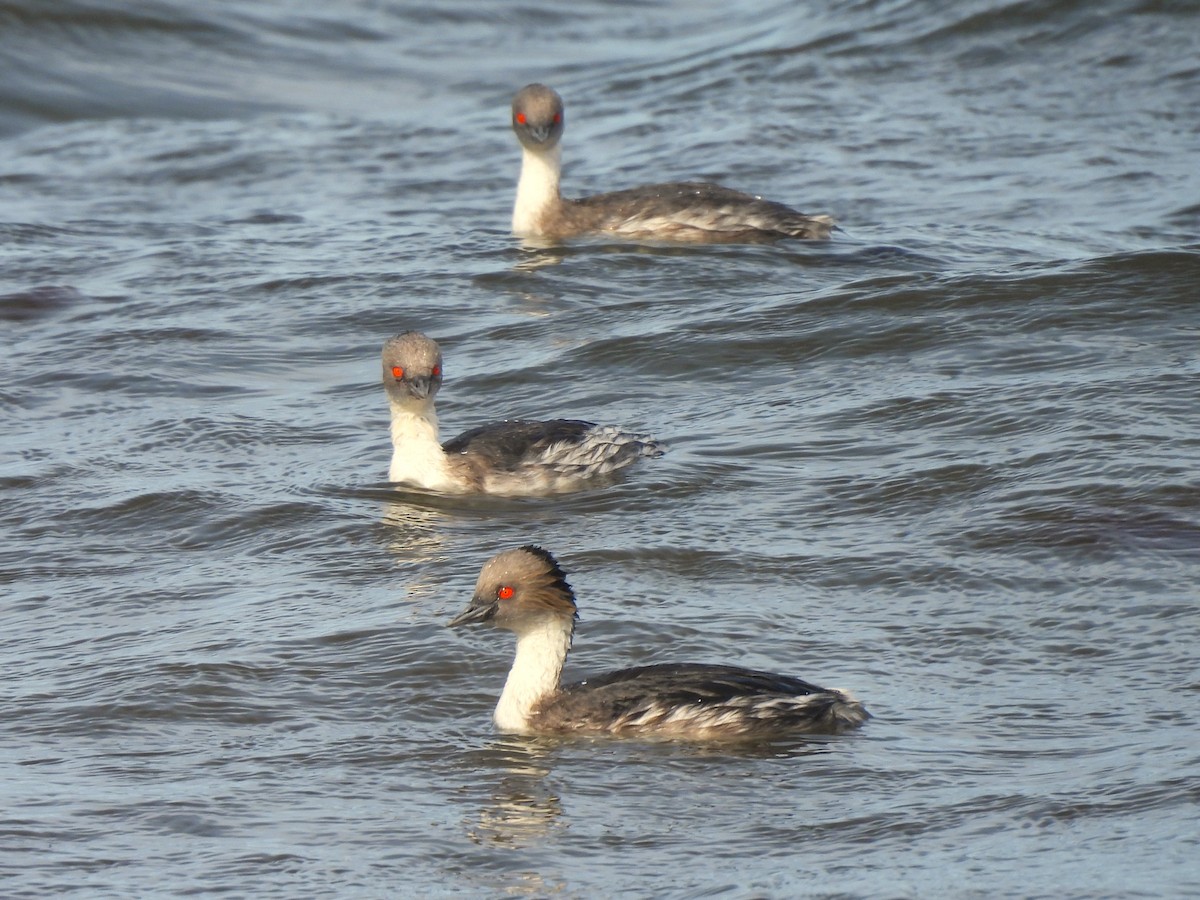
{"left": 382, "top": 332, "right": 662, "bottom": 496}
{"left": 511, "top": 83, "right": 836, "bottom": 244}
{"left": 449, "top": 546, "right": 869, "bottom": 739}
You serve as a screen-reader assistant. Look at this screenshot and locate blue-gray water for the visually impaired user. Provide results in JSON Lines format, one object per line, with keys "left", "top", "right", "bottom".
{"left": 2, "top": 1, "right": 1198, "bottom": 897}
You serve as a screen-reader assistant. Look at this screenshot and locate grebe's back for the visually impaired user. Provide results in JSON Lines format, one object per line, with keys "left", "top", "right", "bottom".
{"left": 382, "top": 333, "right": 663, "bottom": 495}
{"left": 545, "top": 662, "right": 868, "bottom": 738}
{"left": 449, "top": 546, "right": 869, "bottom": 739}
{"left": 510, "top": 83, "right": 835, "bottom": 244}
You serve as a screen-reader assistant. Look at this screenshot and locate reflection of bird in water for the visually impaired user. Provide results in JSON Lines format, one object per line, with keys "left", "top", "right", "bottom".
{"left": 382, "top": 331, "right": 663, "bottom": 496}
{"left": 466, "top": 736, "right": 565, "bottom": 851}
{"left": 378, "top": 495, "right": 447, "bottom": 574}
{"left": 450, "top": 546, "right": 869, "bottom": 739}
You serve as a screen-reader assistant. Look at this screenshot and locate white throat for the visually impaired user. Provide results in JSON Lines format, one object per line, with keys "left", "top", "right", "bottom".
{"left": 494, "top": 615, "right": 573, "bottom": 733}
{"left": 387, "top": 400, "right": 453, "bottom": 489}
{"left": 512, "top": 144, "right": 562, "bottom": 236}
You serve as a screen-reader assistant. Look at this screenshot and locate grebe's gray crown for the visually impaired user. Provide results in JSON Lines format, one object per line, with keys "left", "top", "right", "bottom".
{"left": 381, "top": 331, "right": 444, "bottom": 403}
{"left": 449, "top": 545, "right": 578, "bottom": 629}
{"left": 512, "top": 83, "right": 565, "bottom": 150}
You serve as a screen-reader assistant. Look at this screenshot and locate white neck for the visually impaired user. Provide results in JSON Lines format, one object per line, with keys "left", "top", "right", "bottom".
{"left": 494, "top": 615, "right": 574, "bottom": 733}
{"left": 512, "top": 144, "right": 562, "bottom": 236}
{"left": 387, "top": 400, "right": 453, "bottom": 489}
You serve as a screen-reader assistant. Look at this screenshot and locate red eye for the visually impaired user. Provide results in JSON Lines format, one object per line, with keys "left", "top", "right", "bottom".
{"left": 431, "top": 365, "right": 441, "bottom": 377}
{"left": 497, "top": 586, "right": 514, "bottom": 600}
{"left": 515, "top": 112, "right": 527, "bottom": 125}
{"left": 391, "top": 366, "right": 404, "bottom": 379}
{"left": 553, "top": 113, "right": 561, "bottom": 124}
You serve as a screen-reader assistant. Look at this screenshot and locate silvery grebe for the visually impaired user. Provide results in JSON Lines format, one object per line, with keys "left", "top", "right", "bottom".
{"left": 511, "top": 83, "right": 836, "bottom": 243}
{"left": 448, "top": 546, "right": 869, "bottom": 739}
{"left": 383, "top": 332, "right": 663, "bottom": 495}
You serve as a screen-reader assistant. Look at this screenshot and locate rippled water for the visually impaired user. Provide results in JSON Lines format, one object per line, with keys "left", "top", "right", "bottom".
{"left": 3, "top": 0, "right": 1198, "bottom": 896}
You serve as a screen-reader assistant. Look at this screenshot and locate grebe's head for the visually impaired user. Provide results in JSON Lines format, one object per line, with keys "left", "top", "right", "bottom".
{"left": 382, "top": 331, "right": 444, "bottom": 405}
{"left": 449, "top": 545, "right": 578, "bottom": 632}
{"left": 511, "top": 84, "right": 565, "bottom": 152}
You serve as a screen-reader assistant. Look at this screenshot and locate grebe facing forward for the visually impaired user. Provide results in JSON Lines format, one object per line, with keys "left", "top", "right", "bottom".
{"left": 383, "top": 332, "right": 663, "bottom": 495}
{"left": 511, "top": 83, "right": 836, "bottom": 244}
{"left": 449, "top": 546, "right": 869, "bottom": 739}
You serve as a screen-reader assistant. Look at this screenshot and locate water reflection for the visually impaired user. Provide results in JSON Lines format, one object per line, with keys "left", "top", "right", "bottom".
{"left": 513, "top": 241, "right": 567, "bottom": 267}
{"left": 466, "top": 735, "right": 565, "bottom": 849}
{"left": 378, "top": 488, "right": 450, "bottom": 564}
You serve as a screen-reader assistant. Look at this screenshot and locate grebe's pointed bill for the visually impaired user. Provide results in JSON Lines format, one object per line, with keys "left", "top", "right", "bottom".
{"left": 404, "top": 375, "right": 436, "bottom": 400}
{"left": 448, "top": 600, "right": 498, "bottom": 628}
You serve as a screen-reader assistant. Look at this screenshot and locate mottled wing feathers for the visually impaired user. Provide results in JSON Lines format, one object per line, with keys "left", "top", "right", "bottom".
{"left": 539, "top": 663, "right": 867, "bottom": 737}
{"left": 565, "top": 663, "right": 827, "bottom": 705}
{"left": 442, "top": 418, "right": 663, "bottom": 494}
{"left": 571, "top": 182, "right": 835, "bottom": 241}
{"left": 442, "top": 419, "right": 595, "bottom": 463}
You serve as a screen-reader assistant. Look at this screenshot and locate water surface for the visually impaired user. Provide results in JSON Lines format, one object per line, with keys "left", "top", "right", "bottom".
{"left": 2, "top": 0, "right": 1198, "bottom": 896}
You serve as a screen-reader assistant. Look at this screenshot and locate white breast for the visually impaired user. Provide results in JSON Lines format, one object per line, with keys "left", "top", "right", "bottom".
{"left": 388, "top": 409, "right": 456, "bottom": 491}
{"left": 494, "top": 618, "right": 573, "bottom": 733}
{"left": 512, "top": 145, "right": 562, "bottom": 236}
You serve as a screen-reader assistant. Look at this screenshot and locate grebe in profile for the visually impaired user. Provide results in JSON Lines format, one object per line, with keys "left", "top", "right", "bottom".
{"left": 382, "top": 332, "right": 663, "bottom": 495}
{"left": 510, "top": 83, "right": 836, "bottom": 244}
{"left": 449, "top": 546, "right": 869, "bottom": 739}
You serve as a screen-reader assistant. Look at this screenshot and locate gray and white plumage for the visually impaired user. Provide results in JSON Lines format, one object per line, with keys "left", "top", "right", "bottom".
{"left": 382, "top": 332, "right": 663, "bottom": 495}
{"left": 448, "top": 546, "right": 869, "bottom": 739}
{"left": 510, "top": 83, "right": 836, "bottom": 243}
